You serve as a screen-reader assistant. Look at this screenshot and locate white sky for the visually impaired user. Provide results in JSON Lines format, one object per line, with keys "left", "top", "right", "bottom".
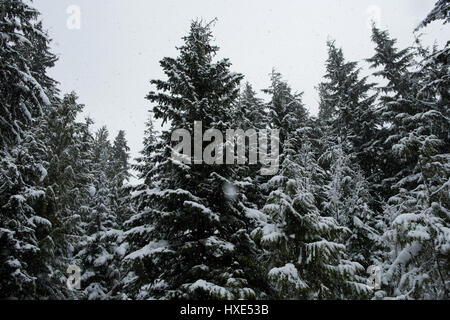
{"left": 33, "top": 0, "right": 448, "bottom": 172}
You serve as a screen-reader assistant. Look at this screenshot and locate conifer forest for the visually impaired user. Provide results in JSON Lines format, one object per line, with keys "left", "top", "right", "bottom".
{"left": 0, "top": 0, "right": 449, "bottom": 300}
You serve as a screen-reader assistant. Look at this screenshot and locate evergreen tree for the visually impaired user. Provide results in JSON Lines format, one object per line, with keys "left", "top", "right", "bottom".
{"left": 370, "top": 11, "right": 450, "bottom": 299}
{"left": 123, "top": 20, "right": 268, "bottom": 300}
{"left": 0, "top": 126, "right": 50, "bottom": 298}
{"left": 321, "top": 143, "right": 384, "bottom": 271}
{"left": 110, "top": 130, "right": 131, "bottom": 188}
{"left": 0, "top": 0, "right": 61, "bottom": 299}
{"left": 77, "top": 126, "right": 123, "bottom": 300}
{"left": 234, "top": 82, "right": 268, "bottom": 209}
{"left": 368, "top": 24, "right": 449, "bottom": 299}
{"left": 366, "top": 26, "right": 417, "bottom": 201}
{"left": 263, "top": 70, "right": 308, "bottom": 151}
{"left": 35, "top": 93, "right": 94, "bottom": 299}
{"left": 108, "top": 130, "right": 132, "bottom": 273}
{"left": 121, "top": 114, "right": 160, "bottom": 298}
{"left": 237, "top": 82, "right": 267, "bottom": 130}
{"left": 0, "top": 0, "right": 55, "bottom": 148}
{"left": 256, "top": 74, "right": 369, "bottom": 299}
{"left": 318, "top": 40, "right": 379, "bottom": 181}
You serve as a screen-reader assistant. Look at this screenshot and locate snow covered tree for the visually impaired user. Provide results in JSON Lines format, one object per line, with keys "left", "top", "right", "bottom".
{"left": 366, "top": 26, "right": 417, "bottom": 201}
{"left": 0, "top": 126, "right": 51, "bottom": 298}
{"left": 76, "top": 126, "right": 123, "bottom": 300}
{"left": 237, "top": 82, "right": 267, "bottom": 130}
{"left": 321, "top": 143, "right": 385, "bottom": 271}
{"left": 0, "top": 0, "right": 55, "bottom": 148}
{"left": 133, "top": 114, "right": 159, "bottom": 187}
{"left": 110, "top": 130, "right": 131, "bottom": 188}
{"left": 234, "top": 82, "right": 268, "bottom": 209}
{"left": 120, "top": 114, "right": 160, "bottom": 299}
{"left": 108, "top": 130, "right": 131, "bottom": 248}
{"left": 0, "top": 0, "right": 64, "bottom": 299}
{"left": 416, "top": 2, "right": 450, "bottom": 154}
{"left": 380, "top": 105, "right": 450, "bottom": 299}
{"left": 254, "top": 74, "right": 369, "bottom": 299}
{"left": 30, "top": 93, "right": 96, "bottom": 299}
{"left": 257, "top": 140, "right": 370, "bottom": 299}
{"left": 318, "top": 40, "right": 379, "bottom": 182}
{"left": 371, "top": 16, "right": 450, "bottom": 299}
{"left": 122, "top": 20, "right": 268, "bottom": 300}
{"left": 263, "top": 70, "right": 308, "bottom": 152}
{"left": 381, "top": 152, "right": 450, "bottom": 299}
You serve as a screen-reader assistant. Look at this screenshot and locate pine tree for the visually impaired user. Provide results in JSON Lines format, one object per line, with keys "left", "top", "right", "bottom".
{"left": 121, "top": 114, "right": 159, "bottom": 298}
{"left": 368, "top": 24, "right": 449, "bottom": 299}
{"left": 108, "top": 130, "right": 131, "bottom": 276}
{"left": 0, "top": 0, "right": 62, "bottom": 299}
{"left": 123, "top": 20, "right": 268, "bottom": 300}
{"left": 263, "top": 70, "right": 308, "bottom": 152}
{"left": 76, "top": 126, "right": 124, "bottom": 300}
{"left": 0, "top": 126, "right": 50, "bottom": 298}
{"left": 0, "top": 0, "right": 55, "bottom": 148}
{"left": 237, "top": 82, "right": 267, "bottom": 130}
{"left": 134, "top": 114, "right": 159, "bottom": 186}
{"left": 382, "top": 153, "right": 450, "bottom": 299}
{"left": 234, "top": 82, "right": 268, "bottom": 209}
{"left": 256, "top": 74, "right": 369, "bottom": 299}
{"left": 367, "top": 26, "right": 417, "bottom": 201}
{"left": 321, "top": 143, "right": 385, "bottom": 271}
{"left": 318, "top": 40, "right": 379, "bottom": 181}
{"left": 110, "top": 130, "right": 131, "bottom": 188}
{"left": 258, "top": 141, "right": 370, "bottom": 299}
{"left": 33, "top": 93, "right": 95, "bottom": 299}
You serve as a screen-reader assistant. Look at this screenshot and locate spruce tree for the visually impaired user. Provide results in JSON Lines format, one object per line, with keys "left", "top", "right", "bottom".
{"left": 257, "top": 74, "right": 369, "bottom": 299}
{"left": 77, "top": 127, "right": 122, "bottom": 300}
{"left": 321, "top": 143, "right": 384, "bottom": 271}
{"left": 367, "top": 26, "right": 417, "bottom": 201}
{"left": 369, "top": 25, "right": 449, "bottom": 299}
{"left": 123, "top": 20, "right": 268, "bottom": 300}
{"left": 318, "top": 40, "right": 379, "bottom": 181}
{"left": 234, "top": 82, "right": 268, "bottom": 209}
{"left": 121, "top": 114, "right": 160, "bottom": 298}
{"left": 35, "top": 93, "right": 95, "bottom": 298}
{"left": 0, "top": 0, "right": 55, "bottom": 148}
{"left": 0, "top": 0, "right": 61, "bottom": 299}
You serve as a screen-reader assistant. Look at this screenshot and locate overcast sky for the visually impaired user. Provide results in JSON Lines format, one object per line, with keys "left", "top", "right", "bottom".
{"left": 34, "top": 0, "right": 448, "bottom": 172}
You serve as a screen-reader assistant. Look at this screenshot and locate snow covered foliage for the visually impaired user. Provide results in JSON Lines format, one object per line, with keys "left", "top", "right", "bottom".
{"left": 0, "top": 130, "right": 50, "bottom": 298}
{"left": 0, "top": 0, "right": 448, "bottom": 301}
{"left": 318, "top": 41, "right": 380, "bottom": 181}
{"left": 321, "top": 143, "right": 385, "bottom": 271}
{"left": 0, "top": 0, "right": 55, "bottom": 148}
{"left": 76, "top": 127, "right": 124, "bottom": 300}
{"left": 254, "top": 77, "right": 371, "bottom": 298}
{"left": 258, "top": 140, "right": 369, "bottom": 299}
{"left": 122, "top": 20, "right": 268, "bottom": 300}
{"left": 0, "top": 0, "right": 62, "bottom": 299}
{"left": 416, "top": 0, "right": 450, "bottom": 30}
{"left": 368, "top": 22, "right": 450, "bottom": 299}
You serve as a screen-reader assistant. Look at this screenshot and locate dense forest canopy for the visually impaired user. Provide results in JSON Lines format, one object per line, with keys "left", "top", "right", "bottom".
{"left": 0, "top": 0, "right": 449, "bottom": 300}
